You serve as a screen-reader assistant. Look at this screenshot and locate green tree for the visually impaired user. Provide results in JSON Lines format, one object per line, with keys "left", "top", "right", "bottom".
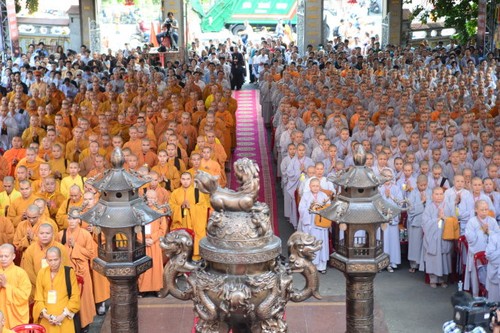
{"left": 411, "top": 0, "right": 479, "bottom": 45}
{"left": 15, "top": 0, "right": 39, "bottom": 13}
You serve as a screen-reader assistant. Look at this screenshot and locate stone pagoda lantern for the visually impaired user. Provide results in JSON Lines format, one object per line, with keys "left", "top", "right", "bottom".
{"left": 315, "top": 146, "right": 403, "bottom": 333}
{"left": 80, "top": 148, "right": 166, "bottom": 333}
{"left": 160, "top": 158, "right": 322, "bottom": 333}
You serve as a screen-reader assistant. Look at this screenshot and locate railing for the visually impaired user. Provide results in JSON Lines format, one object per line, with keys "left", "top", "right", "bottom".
{"left": 408, "top": 21, "right": 456, "bottom": 47}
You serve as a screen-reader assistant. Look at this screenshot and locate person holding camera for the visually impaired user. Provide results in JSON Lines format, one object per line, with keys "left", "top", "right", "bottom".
{"left": 465, "top": 200, "right": 499, "bottom": 297}
{"left": 422, "top": 187, "right": 454, "bottom": 288}
{"left": 156, "top": 12, "right": 178, "bottom": 50}
{"left": 155, "top": 23, "right": 172, "bottom": 51}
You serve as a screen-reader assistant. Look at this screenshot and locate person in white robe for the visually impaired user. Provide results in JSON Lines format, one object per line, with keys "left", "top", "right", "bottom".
{"left": 407, "top": 174, "right": 432, "bottom": 272}
{"left": 420, "top": 187, "right": 454, "bottom": 288}
{"left": 464, "top": 200, "right": 499, "bottom": 297}
{"left": 379, "top": 168, "right": 403, "bottom": 272}
{"left": 285, "top": 143, "right": 314, "bottom": 229}
{"left": 298, "top": 178, "right": 330, "bottom": 273}
{"left": 281, "top": 143, "right": 296, "bottom": 219}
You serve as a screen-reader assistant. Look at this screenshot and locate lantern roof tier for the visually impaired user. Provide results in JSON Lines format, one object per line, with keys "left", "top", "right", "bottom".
{"left": 90, "top": 148, "right": 149, "bottom": 192}
{"left": 317, "top": 193, "right": 402, "bottom": 224}
{"left": 81, "top": 198, "right": 164, "bottom": 228}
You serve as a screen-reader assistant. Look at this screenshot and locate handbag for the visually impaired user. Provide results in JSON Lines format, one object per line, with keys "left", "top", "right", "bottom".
{"left": 442, "top": 216, "right": 460, "bottom": 240}
{"left": 314, "top": 204, "right": 332, "bottom": 228}
{"left": 64, "top": 266, "right": 82, "bottom": 333}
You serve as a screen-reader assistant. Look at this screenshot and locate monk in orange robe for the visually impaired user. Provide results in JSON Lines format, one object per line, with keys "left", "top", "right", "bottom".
{"left": 200, "top": 147, "right": 226, "bottom": 188}
{"left": 80, "top": 192, "right": 109, "bottom": 314}
{"left": 3, "top": 137, "right": 26, "bottom": 176}
{"left": 58, "top": 208, "right": 96, "bottom": 329}
{"left": 175, "top": 112, "right": 198, "bottom": 154}
{"left": 138, "top": 191, "right": 167, "bottom": 294}
{"left": 15, "top": 148, "right": 43, "bottom": 181}
{"left": 0, "top": 217, "right": 14, "bottom": 245}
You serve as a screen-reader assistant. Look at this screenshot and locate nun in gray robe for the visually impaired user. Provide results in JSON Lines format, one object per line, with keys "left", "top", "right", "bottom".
{"left": 407, "top": 178, "right": 432, "bottom": 271}
{"left": 420, "top": 188, "right": 454, "bottom": 286}
{"left": 486, "top": 230, "right": 500, "bottom": 302}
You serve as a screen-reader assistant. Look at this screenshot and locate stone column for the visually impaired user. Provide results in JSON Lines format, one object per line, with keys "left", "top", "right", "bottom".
{"left": 79, "top": 0, "right": 96, "bottom": 49}
{"left": 387, "top": 0, "right": 402, "bottom": 46}
{"left": 345, "top": 274, "right": 376, "bottom": 333}
{"left": 162, "top": 0, "right": 184, "bottom": 46}
{"left": 109, "top": 278, "right": 139, "bottom": 333}
{"left": 297, "top": 0, "right": 323, "bottom": 54}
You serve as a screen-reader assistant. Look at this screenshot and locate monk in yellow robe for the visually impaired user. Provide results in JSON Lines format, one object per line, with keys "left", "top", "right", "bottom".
{"left": 0, "top": 244, "right": 31, "bottom": 329}
{"left": 60, "top": 163, "right": 86, "bottom": 199}
{"left": 21, "top": 224, "right": 70, "bottom": 298}
{"left": 13, "top": 205, "right": 58, "bottom": 253}
{"left": 0, "top": 309, "right": 15, "bottom": 332}
{"left": 21, "top": 116, "right": 46, "bottom": 149}
{"left": 55, "top": 185, "right": 83, "bottom": 231}
{"left": 39, "top": 177, "right": 66, "bottom": 220}
{"left": 153, "top": 149, "right": 179, "bottom": 184}
{"left": 169, "top": 172, "right": 211, "bottom": 260}
{"left": 138, "top": 191, "right": 167, "bottom": 293}
{"left": 58, "top": 208, "right": 96, "bottom": 329}
{"left": 7, "top": 180, "right": 39, "bottom": 228}
{"left": 33, "top": 246, "right": 80, "bottom": 333}
{"left": 47, "top": 144, "right": 69, "bottom": 181}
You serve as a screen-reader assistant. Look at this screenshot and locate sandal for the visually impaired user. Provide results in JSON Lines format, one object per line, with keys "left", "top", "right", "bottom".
{"left": 441, "top": 283, "right": 448, "bottom": 288}
{"left": 430, "top": 283, "right": 437, "bottom": 288}
{"left": 387, "top": 267, "right": 394, "bottom": 273}
{"left": 408, "top": 268, "right": 416, "bottom": 273}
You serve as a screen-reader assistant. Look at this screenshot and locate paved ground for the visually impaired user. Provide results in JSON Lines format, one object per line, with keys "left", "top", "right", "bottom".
{"left": 91, "top": 84, "right": 456, "bottom": 332}
{"left": 277, "top": 185, "right": 455, "bottom": 333}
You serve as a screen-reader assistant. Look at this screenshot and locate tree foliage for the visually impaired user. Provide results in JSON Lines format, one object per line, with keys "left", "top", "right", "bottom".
{"left": 411, "top": 0, "right": 478, "bottom": 45}
{"left": 14, "top": 0, "right": 39, "bottom": 13}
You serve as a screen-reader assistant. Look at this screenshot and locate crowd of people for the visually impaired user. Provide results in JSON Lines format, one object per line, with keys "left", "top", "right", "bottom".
{"left": 0, "top": 25, "right": 499, "bottom": 332}
{"left": 262, "top": 38, "right": 499, "bottom": 295}
{"left": 0, "top": 36, "right": 244, "bottom": 332}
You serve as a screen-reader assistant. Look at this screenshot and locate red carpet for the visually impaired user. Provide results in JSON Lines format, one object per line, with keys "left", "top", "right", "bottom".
{"left": 229, "top": 89, "right": 279, "bottom": 236}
